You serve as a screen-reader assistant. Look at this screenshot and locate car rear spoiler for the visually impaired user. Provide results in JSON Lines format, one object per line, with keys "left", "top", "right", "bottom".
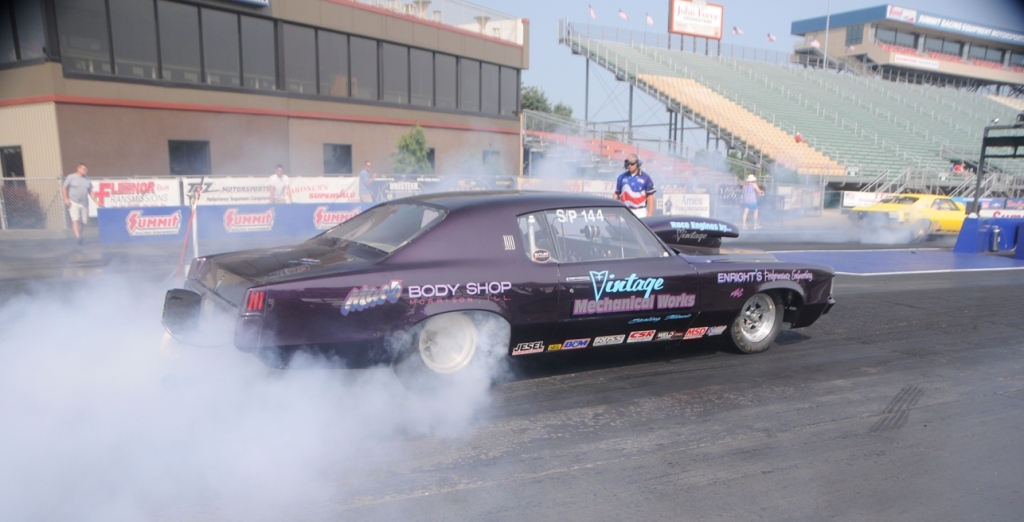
{"left": 641, "top": 216, "right": 739, "bottom": 249}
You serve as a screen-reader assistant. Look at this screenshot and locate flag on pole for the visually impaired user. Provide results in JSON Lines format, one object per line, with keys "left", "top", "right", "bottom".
{"left": 848, "top": 45, "right": 856, "bottom": 52}
{"left": 810, "top": 39, "right": 820, "bottom": 48}
{"left": 618, "top": 9, "right": 628, "bottom": 21}
{"left": 767, "top": 33, "right": 777, "bottom": 42}
{"left": 646, "top": 13, "right": 654, "bottom": 26}
{"left": 732, "top": 27, "right": 744, "bottom": 35}
{"left": 589, "top": 5, "right": 596, "bottom": 19}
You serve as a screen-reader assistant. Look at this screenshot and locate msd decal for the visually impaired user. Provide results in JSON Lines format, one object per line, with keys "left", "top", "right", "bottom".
{"left": 125, "top": 209, "right": 182, "bottom": 236}
{"left": 684, "top": 327, "right": 708, "bottom": 340}
{"left": 313, "top": 206, "right": 360, "bottom": 230}
{"left": 626, "top": 330, "right": 656, "bottom": 343}
{"left": 341, "top": 280, "right": 402, "bottom": 316}
{"left": 223, "top": 208, "right": 274, "bottom": 232}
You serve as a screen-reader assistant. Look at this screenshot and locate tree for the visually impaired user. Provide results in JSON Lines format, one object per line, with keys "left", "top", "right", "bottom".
{"left": 521, "top": 85, "right": 573, "bottom": 118}
{"left": 552, "top": 102, "right": 573, "bottom": 119}
{"left": 392, "top": 124, "right": 433, "bottom": 174}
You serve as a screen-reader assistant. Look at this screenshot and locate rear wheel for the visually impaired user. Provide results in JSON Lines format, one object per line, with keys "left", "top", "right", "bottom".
{"left": 418, "top": 312, "right": 479, "bottom": 374}
{"left": 392, "top": 311, "right": 508, "bottom": 387}
{"left": 910, "top": 219, "right": 931, "bottom": 243}
{"left": 729, "top": 293, "right": 783, "bottom": 354}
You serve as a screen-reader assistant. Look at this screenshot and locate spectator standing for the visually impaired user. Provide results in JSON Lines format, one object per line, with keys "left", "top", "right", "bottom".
{"left": 268, "top": 164, "right": 291, "bottom": 204}
{"left": 741, "top": 174, "right": 765, "bottom": 229}
{"left": 613, "top": 154, "right": 655, "bottom": 218}
{"left": 61, "top": 163, "right": 100, "bottom": 245}
{"left": 358, "top": 161, "right": 377, "bottom": 203}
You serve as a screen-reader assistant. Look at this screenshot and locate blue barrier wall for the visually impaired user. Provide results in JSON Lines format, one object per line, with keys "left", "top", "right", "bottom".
{"left": 98, "top": 206, "right": 192, "bottom": 244}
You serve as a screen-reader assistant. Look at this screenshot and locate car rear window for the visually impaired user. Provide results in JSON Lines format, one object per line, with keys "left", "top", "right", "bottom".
{"left": 319, "top": 203, "right": 446, "bottom": 254}
{"left": 878, "top": 196, "right": 919, "bottom": 205}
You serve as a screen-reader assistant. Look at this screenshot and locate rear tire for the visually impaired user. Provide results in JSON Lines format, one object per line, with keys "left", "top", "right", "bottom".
{"left": 910, "top": 219, "right": 931, "bottom": 243}
{"left": 392, "top": 311, "right": 508, "bottom": 388}
{"left": 729, "top": 292, "right": 783, "bottom": 354}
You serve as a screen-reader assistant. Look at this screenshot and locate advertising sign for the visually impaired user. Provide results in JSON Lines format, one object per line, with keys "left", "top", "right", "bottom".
{"left": 183, "top": 177, "right": 360, "bottom": 206}
{"left": 582, "top": 180, "right": 616, "bottom": 198}
{"left": 842, "top": 191, "right": 891, "bottom": 208}
{"left": 89, "top": 178, "right": 182, "bottom": 217}
{"left": 663, "top": 193, "right": 711, "bottom": 217}
{"left": 885, "top": 5, "right": 917, "bottom": 23}
{"left": 669, "top": 0, "right": 724, "bottom": 40}
{"left": 194, "top": 203, "right": 362, "bottom": 241}
{"left": 892, "top": 53, "right": 940, "bottom": 70}
{"left": 98, "top": 206, "right": 192, "bottom": 244}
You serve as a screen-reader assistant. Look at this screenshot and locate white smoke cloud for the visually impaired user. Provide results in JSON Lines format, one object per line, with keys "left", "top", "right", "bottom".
{"left": 0, "top": 275, "right": 506, "bottom": 520}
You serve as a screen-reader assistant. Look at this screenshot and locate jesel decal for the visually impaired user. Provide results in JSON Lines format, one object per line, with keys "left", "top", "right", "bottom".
{"left": 341, "top": 280, "right": 403, "bottom": 316}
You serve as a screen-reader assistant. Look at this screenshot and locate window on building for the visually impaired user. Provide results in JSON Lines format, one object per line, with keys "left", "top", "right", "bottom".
{"left": 875, "top": 27, "right": 896, "bottom": 44}
{"left": 894, "top": 30, "right": 916, "bottom": 48}
{"left": 158, "top": 1, "right": 201, "bottom": 83}
{"left": 323, "top": 144, "right": 353, "bottom": 174}
{"left": 109, "top": 0, "right": 158, "bottom": 79}
{"left": 499, "top": 66, "right": 518, "bottom": 115}
{"left": 1, "top": 147, "right": 25, "bottom": 178}
{"left": 350, "top": 36, "right": 378, "bottom": 100}
{"left": 410, "top": 48, "right": 433, "bottom": 107}
{"left": 55, "top": 0, "right": 112, "bottom": 75}
{"left": 0, "top": 6, "right": 17, "bottom": 64}
{"left": 318, "top": 31, "right": 348, "bottom": 97}
{"left": 168, "top": 140, "right": 211, "bottom": 175}
{"left": 1010, "top": 52, "right": 1024, "bottom": 68}
{"left": 845, "top": 24, "right": 864, "bottom": 46}
{"left": 382, "top": 43, "right": 409, "bottom": 104}
{"left": 283, "top": 23, "right": 316, "bottom": 94}
{"left": 970, "top": 45, "right": 1003, "bottom": 63}
{"left": 202, "top": 9, "right": 240, "bottom": 86}
{"left": 941, "top": 39, "right": 961, "bottom": 56}
{"left": 427, "top": 147, "right": 435, "bottom": 171}
{"left": 12, "top": 0, "right": 46, "bottom": 60}
{"left": 435, "top": 53, "right": 457, "bottom": 109}
{"left": 241, "top": 16, "right": 276, "bottom": 90}
{"left": 459, "top": 58, "right": 480, "bottom": 112}
{"left": 924, "top": 36, "right": 943, "bottom": 53}
{"left": 480, "top": 63, "right": 499, "bottom": 115}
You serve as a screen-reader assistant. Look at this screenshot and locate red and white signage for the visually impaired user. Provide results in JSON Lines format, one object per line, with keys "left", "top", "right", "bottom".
{"left": 90, "top": 178, "right": 182, "bottom": 217}
{"left": 982, "top": 209, "right": 1024, "bottom": 218}
{"left": 223, "top": 208, "right": 275, "bottom": 232}
{"left": 669, "top": 0, "right": 724, "bottom": 40}
{"left": 892, "top": 53, "right": 939, "bottom": 70}
{"left": 886, "top": 6, "right": 917, "bottom": 24}
{"left": 185, "top": 177, "right": 360, "bottom": 206}
{"left": 664, "top": 193, "right": 711, "bottom": 217}
{"left": 684, "top": 327, "right": 708, "bottom": 340}
{"left": 627, "top": 330, "right": 656, "bottom": 343}
{"left": 291, "top": 178, "right": 360, "bottom": 204}
{"left": 125, "top": 209, "right": 183, "bottom": 236}
{"left": 313, "top": 206, "right": 360, "bottom": 230}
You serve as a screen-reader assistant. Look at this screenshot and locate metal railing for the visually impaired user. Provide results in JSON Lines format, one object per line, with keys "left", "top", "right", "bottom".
{"left": 522, "top": 110, "right": 695, "bottom": 160}
{"left": 353, "top": 0, "right": 522, "bottom": 44}
{"left": 1, "top": 178, "right": 68, "bottom": 231}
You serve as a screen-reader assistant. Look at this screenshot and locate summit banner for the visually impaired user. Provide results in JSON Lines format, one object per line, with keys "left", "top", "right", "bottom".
{"left": 669, "top": 0, "right": 724, "bottom": 40}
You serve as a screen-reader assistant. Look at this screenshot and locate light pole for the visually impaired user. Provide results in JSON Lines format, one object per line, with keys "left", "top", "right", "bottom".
{"left": 822, "top": 0, "right": 831, "bottom": 70}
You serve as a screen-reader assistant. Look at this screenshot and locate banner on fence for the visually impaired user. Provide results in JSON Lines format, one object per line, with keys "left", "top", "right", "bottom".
{"left": 98, "top": 206, "right": 192, "bottom": 244}
{"left": 183, "top": 177, "right": 361, "bottom": 205}
{"left": 89, "top": 178, "right": 182, "bottom": 217}
{"left": 842, "top": 191, "right": 891, "bottom": 208}
{"left": 663, "top": 194, "right": 711, "bottom": 217}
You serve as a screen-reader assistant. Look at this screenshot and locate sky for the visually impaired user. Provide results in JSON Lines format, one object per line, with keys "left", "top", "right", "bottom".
{"left": 498, "top": 0, "right": 1024, "bottom": 144}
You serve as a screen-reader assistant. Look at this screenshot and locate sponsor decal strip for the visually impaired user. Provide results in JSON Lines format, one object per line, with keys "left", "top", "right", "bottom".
{"left": 341, "top": 280, "right": 402, "bottom": 316}
{"left": 513, "top": 341, "right": 545, "bottom": 355}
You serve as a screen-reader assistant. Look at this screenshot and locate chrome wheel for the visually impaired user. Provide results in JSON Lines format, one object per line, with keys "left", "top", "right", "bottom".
{"left": 418, "top": 312, "right": 478, "bottom": 374}
{"left": 738, "top": 293, "right": 777, "bottom": 344}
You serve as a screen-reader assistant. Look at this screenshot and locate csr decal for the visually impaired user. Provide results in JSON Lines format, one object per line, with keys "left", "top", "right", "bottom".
{"left": 223, "top": 208, "right": 274, "bottom": 232}
{"left": 512, "top": 341, "right": 545, "bottom": 355}
{"left": 313, "top": 206, "right": 360, "bottom": 230}
{"left": 125, "top": 209, "right": 182, "bottom": 236}
{"left": 627, "top": 330, "right": 656, "bottom": 343}
{"left": 341, "top": 280, "right": 402, "bottom": 316}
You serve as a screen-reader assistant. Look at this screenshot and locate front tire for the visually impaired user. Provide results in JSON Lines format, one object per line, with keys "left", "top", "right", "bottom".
{"left": 729, "top": 292, "right": 783, "bottom": 354}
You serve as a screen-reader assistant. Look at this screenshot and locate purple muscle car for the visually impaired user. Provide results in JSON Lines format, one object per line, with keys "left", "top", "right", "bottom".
{"left": 162, "top": 191, "right": 835, "bottom": 376}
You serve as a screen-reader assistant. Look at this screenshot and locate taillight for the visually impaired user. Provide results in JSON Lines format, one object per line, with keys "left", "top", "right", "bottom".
{"left": 245, "top": 289, "right": 266, "bottom": 314}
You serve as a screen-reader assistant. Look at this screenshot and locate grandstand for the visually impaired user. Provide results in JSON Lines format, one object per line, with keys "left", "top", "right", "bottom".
{"left": 559, "top": 20, "right": 1024, "bottom": 197}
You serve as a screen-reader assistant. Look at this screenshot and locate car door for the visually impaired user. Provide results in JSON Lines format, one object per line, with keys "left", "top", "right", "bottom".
{"left": 931, "top": 198, "right": 964, "bottom": 232}
{"left": 528, "top": 206, "right": 701, "bottom": 350}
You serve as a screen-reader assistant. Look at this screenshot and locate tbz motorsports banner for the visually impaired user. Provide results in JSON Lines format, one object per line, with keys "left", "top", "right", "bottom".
{"left": 182, "top": 177, "right": 361, "bottom": 205}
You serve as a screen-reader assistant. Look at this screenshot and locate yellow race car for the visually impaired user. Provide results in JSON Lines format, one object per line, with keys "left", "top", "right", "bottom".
{"left": 850, "top": 194, "right": 966, "bottom": 242}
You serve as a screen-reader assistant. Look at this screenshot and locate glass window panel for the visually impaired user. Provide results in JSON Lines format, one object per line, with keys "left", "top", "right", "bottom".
{"left": 323, "top": 144, "right": 353, "bottom": 174}
{"left": 410, "top": 48, "right": 433, "bottom": 107}
{"left": 168, "top": 140, "right": 211, "bottom": 175}
{"left": 875, "top": 27, "right": 896, "bottom": 44}
{"left": 924, "top": 37, "right": 942, "bottom": 52}
{"left": 986, "top": 48, "right": 1003, "bottom": 63}
{"left": 434, "top": 53, "right": 456, "bottom": 109}
{"left": 942, "top": 40, "right": 960, "bottom": 55}
{"left": 241, "top": 16, "right": 275, "bottom": 90}
{"left": 543, "top": 207, "right": 667, "bottom": 262}
{"left": 158, "top": 1, "right": 201, "bottom": 83}
{"left": 459, "top": 58, "right": 479, "bottom": 112}
{"left": 350, "top": 36, "right": 377, "bottom": 100}
{"left": 480, "top": 63, "right": 499, "bottom": 114}
{"left": 201, "top": 9, "right": 239, "bottom": 86}
{"left": 382, "top": 42, "right": 408, "bottom": 103}
{"left": 0, "top": 7, "right": 16, "bottom": 64}
{"left": 13, "top": 0, "right": 46, "bottom": 60}
{"left": 318, "top": 31, "right": 348, "bottom": 97}
{"left": 969, "top": 45, "right": 986, "bottom": 60}
{"left": 893, "top": 31, "right": 915, "bottom": 48}
{"left": 500, "top": 67, "right": 517, "bottom": 116}
{"left": 283, "top": 23, "right": 315, "bottom": 94}
{"left": 845, "top": 24, "right": 863, "bottom": 46}
{"left": 55, "top": 0, "right": 112, "bottom": 75}
{"left": 109, "top": 0, "right": 157, "bottom": 79}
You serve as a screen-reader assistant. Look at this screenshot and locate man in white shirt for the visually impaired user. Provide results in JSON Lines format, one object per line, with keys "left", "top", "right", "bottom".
{"left": 268, "top": 164, "right": 291, "bottom": 204}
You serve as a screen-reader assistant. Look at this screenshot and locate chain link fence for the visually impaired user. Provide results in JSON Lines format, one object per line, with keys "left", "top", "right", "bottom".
{"left": 1, "top": 178, "right": 68, "bottom": 231}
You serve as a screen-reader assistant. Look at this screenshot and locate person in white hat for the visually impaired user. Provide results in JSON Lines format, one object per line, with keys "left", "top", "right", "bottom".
{"left": 741, "top": 174, "right": 764, "bottom": 229}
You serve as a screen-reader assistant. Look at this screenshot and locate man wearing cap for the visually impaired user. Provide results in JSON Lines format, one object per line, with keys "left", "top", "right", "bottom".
{"left": 741, "top": 174, "right": 764, "bottom": 229}
{"left": 613, "top": 154, "right": 655, "bottom": 218}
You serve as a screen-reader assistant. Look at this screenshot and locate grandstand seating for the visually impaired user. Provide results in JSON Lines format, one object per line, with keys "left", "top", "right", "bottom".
{"left": 568, "top": 36, "right": 1024, "bottom": 180}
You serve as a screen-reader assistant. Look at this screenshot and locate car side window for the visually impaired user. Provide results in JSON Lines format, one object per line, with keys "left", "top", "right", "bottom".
{"left": 517, "top": 212, "right": 560, "bottom": 264}
{"left": 542, "top": 207, "right": 668, "bottom": 263}
{"left": 932, "top": 199, "right": 955, "bottom": 211}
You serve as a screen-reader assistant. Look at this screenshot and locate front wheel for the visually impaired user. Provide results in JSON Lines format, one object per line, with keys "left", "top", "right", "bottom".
{"left": 909, "top": 219, "right": 931, "bottom": 243}
{"left": 729, "top": 292, "right": 783, "bottom": 354}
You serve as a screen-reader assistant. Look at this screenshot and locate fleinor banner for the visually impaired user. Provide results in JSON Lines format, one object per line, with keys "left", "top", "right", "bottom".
{"left": 183, "top": 177, "right": 361, "bottom": 206}
{"left": 97, "top": 206, "right": 192, "bottom": 244}
{"left": 88, "top": 178, "right": 183, "bottom": 217}
{"left": 669, "top": 0, "right": 724, "bottom": 40}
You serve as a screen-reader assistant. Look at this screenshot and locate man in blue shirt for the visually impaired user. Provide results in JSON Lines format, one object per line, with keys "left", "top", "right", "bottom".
{"left": 613, "top": 154, "right": 655, "bottom": 218}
